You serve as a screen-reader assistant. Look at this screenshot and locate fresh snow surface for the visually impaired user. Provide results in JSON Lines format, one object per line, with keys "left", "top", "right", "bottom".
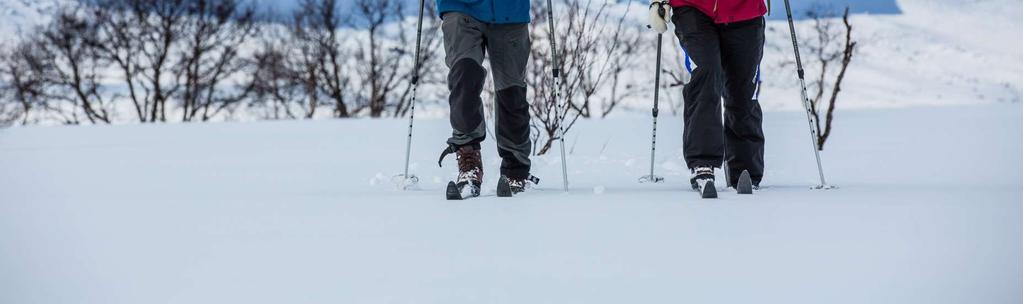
{"left": 2, "top": 104, "right": 1022, "bottom": 303}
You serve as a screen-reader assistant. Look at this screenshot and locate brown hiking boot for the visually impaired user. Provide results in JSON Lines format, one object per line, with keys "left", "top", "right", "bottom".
{"left": 440, "top": 144, "right": 483, "bottom": 200}
{"left": 454, "top": 145, "right": 483, "bottom": 187}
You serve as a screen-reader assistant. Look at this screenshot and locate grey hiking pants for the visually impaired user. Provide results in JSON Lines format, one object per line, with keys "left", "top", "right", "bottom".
{"left": 442, "top": 12, "right": 531, "bottom": 179}
{"left": 672, "top": 7, "right": 766, "bottom": 186}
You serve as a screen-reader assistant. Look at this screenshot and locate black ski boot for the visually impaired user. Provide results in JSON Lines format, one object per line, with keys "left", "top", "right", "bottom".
{"left": 441, "top": 145, "right": 483, "bottom": 200}
{"left": 689, "top": 166, "right": 717, "bottom": 199}
{"left": 496, "top": 175, "right": 540, "bottom": 197}
{"left": 736, "top": 170, "right": 755, "bottom": 195}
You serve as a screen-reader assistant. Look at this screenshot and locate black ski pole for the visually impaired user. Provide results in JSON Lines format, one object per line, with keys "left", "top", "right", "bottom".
{"left": 782, "top": 0, "right": 834, "bottom": 189}
{"left": 545, "top": 0, "right": 569, "bottom": 191}
{"left": 398, "top": 0, "right": 427, "bottom": 190}
{"left": 640, "top": 32, "right": 665, "bottom": 183}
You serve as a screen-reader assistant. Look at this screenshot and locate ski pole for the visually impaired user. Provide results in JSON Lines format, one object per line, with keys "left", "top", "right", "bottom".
{"left": 782, "top": 0, "right": 833, "bottom": 189}
{"left": 545, "top": 0, "right": 569, "bottom": 191}
{"left": 640, "top": 32, "right": 665, "bottom": 183}
{"left": 399, "top": 0, "right": 427, "bottom": 190}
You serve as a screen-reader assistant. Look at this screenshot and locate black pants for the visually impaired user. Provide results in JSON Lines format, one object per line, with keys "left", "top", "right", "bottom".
{"left": 672, "top": 7, "right": 766, "bottom": 186}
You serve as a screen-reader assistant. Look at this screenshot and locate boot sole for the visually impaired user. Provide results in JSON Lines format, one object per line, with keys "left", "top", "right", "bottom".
{"left": 701, "top": 181, "right": 718, "bottom": 199}
{"left": 737, "top": 170, "right": 754, "bottom": 195}
{"left": 446, "top": 181, "right": 462, "bottom": 200}
{"left": 496, "top": 176, "right": 513, "bottom": 197}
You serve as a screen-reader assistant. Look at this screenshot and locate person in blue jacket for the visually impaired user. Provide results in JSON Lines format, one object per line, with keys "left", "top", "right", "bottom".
{"left": 436, "top": 0, "right": 534, "bottom": 199}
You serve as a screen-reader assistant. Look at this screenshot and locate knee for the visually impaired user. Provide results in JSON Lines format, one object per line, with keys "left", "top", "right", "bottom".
{"left": 496, "top": 86, "right": 528, "bottom": 112}
{"left": 448, "top": 58, "right": 486, "bottom": 93}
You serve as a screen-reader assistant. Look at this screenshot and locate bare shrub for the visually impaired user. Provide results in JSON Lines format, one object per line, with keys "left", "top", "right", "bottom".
{"left": 804, "top": 6, "right": 856, "bottom": 150}
{"left": 528, "top": 0, "right": 641, "bottom": 155}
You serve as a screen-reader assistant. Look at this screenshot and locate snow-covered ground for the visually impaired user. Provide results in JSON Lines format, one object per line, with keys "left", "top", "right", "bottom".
{"left": 2, "top": 0, "right": 1022, "bottom": 302}
{"left": 2, "top": 104, "right": 1022, "bottom": 303}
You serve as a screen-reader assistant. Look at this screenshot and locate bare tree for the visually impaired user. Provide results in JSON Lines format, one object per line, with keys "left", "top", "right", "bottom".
{"left": 39, "top": 10, "right": 112, "bottom": 124}
{"left": 175, "top": 0, "right": 259, "bottom": 122}
{"left": 249, "top": 30, "right": 303, "bottom": 120}
{"left": 249, "top": 0, "right": 439, "bottom": 120}
{"left": 528, "top": 0, "right": 581, "bottom": 155}
{"left": 0, "top": 52, "right": 8, "bottom": 126}
{"left": 287, "top": 11, "right": 326, "bottom": 119}
{"left": 0, "top": 88, "right": 10, "bottom": 127}
{"left": 350, "top": 0, "right": 410, "bottom": 117}
{"left": 0, "top": 44, "right": 23, "bottom": 126}
{"left": 91, "top": 0, "right": 147, "bottom": 122}
{"left": 142, "top": 0, "right": 190, "bottom": 122}
{"left": 596, "top": 5, "right": 642, "bottom": 118}
{"left": 90, "top": 0, "right": 190, "bottom": 123}
{"left": 2, "top": 38, "right": 89, "bottom": 125}
{"left": 804, "top": 6, "right": 856, "bottom": 150}
{"left": 1, "top": 42, "right": 43, "bottom": 125}
{"left": 528, "top": 0, "right": 640, "bottom": 155}
{"left": 273, "top": 0, "right": 352, "bottom": 118}
{"left": 565, "top": 0, "right": 641, "bottom": 119}
{"left": 391, "top": 1, "right": 442, "bottom": 118}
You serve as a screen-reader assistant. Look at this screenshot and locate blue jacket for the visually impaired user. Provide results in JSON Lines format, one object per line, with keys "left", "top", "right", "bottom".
{"left": 437, "top": 0, "right": 530, "bottom": 24}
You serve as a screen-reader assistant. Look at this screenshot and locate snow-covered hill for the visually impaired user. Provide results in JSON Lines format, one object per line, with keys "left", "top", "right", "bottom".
{"left": 671, "top": 0, "right": 1023, "bottom": 111}
{"left": 770, "top": 0, "right": 1022, "bottom": 108}
{"left": 2, "top": 104, "right": 1022, "bottom": 303}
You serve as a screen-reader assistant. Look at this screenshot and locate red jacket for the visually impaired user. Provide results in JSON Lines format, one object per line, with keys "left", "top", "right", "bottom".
{"left": 669, "top": 0, "right": 768, "bottom": 24}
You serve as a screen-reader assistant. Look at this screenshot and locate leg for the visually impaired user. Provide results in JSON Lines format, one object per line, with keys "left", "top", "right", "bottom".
{"left": 485, "top": 22, "right": 532, "bottom": 179}
{"left": 720, "top": 17, "right": 766, "bottom": 186}
{"left": 442, "top": 12, "right": 488, "bottom": 148}
{"left": 672, "top": 7, "right": 724, "bottom": 169}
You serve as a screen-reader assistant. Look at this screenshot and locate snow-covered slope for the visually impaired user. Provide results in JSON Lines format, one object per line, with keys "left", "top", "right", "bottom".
{"left": 672, "top": 0, "right": 1023, "bottom": 111}
{"left": 757, "top": 0, "right": 1023, "bottom": 109}
{"left": 1, "top": 104, "right": 1021, "bottom": 303}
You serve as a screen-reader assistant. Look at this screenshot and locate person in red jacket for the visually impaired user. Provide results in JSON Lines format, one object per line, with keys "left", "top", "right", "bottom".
{"left": 650, "top": 0, "right": 768, "bottom": 197}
